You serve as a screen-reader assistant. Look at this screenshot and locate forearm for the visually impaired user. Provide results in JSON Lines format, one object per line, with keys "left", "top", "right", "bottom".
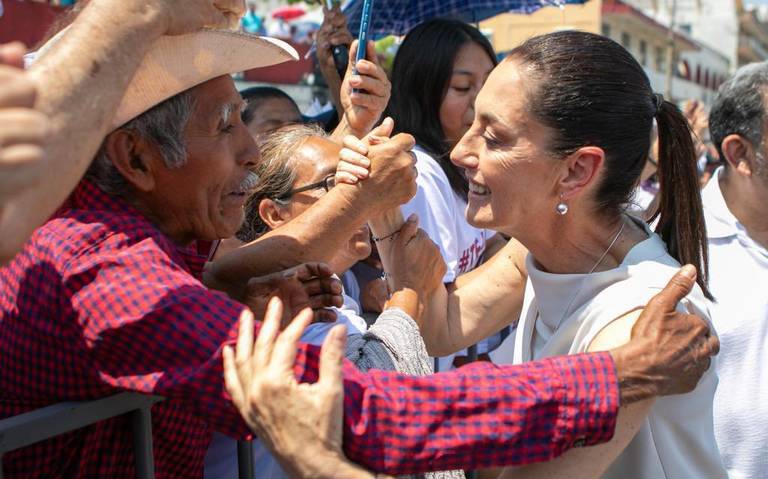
{"left": 10, "top": 1, "right": 164, "bottom": 246}
{"left": 326, "top": 352, "right": 620, "bottom": 474}
{"left": 207, "top": 185, "right": 370, "bottom": 285}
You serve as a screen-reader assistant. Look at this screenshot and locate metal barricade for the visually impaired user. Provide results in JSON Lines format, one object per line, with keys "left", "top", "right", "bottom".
{"left": 0, "top": 393, "right": 162, "bottom": 479}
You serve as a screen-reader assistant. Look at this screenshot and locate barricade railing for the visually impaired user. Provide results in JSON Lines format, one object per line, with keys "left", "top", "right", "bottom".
{"left": 0, "top": 393, "right": 256, "bottom": 479}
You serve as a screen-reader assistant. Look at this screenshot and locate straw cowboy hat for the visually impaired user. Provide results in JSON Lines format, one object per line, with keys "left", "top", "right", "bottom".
{"left": 31, "top": 28, "right": 299, "bottom": 130}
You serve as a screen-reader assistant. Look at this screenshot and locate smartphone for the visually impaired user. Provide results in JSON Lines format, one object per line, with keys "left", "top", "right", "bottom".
{"left": 355, "top": 0, "right": 375, "bottom": 67}
{"left": 352, "top": 0, "right": 374, "bottom": 92}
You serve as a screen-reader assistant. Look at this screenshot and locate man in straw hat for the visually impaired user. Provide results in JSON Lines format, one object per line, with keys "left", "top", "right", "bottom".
{"left": 0, "top": 1, "right": 719, "bottom": 479}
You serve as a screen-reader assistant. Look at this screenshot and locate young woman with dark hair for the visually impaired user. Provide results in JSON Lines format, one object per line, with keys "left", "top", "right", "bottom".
{"left": 384, "top": 18, "right": 506, "bottom": 370}
{"left": 339, "top": 30, "right": 724, "bottom": 478}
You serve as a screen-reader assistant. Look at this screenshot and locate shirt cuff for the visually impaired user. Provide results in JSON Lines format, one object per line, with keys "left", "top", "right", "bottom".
{"left": 549, "top": 351, "right": 620, "bottom": 452}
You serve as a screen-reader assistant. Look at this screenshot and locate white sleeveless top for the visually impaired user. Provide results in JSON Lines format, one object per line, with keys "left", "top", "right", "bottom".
{"left": 492, "top": 223, "right": 726, "bottom": 479}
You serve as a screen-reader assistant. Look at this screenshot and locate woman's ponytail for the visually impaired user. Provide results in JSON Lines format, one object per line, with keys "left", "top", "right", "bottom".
{"left": 650, "top": 99, "right": 712, "bottom": 299}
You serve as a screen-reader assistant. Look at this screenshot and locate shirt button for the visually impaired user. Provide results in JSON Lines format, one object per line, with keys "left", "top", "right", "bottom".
{"left": 573, "top": 438, "right": 587, "bottom": 448}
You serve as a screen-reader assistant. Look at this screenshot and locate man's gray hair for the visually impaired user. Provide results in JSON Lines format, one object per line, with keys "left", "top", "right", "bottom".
{"left": 87, "top": 91, "right": 194, "bottom": 195}
{"left": 237, "top": 122, "right": 328, "bottom": 242}
{"left": 710, "top": 61, "right": 768, "bottom": 162}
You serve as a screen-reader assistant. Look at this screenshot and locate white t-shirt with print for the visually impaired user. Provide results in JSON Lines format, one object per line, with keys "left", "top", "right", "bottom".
{"left": 400, "top": 146, "right": 497, "bottom": 371}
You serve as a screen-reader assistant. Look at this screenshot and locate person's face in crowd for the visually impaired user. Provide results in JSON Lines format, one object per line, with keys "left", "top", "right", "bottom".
{"left": 260, "top": 137, "right": 371, "bottom": 274}
{"left": 246, "top": 97, "right": 302, "bottom": 137}
{"left": 450, "top": 59, "right": 560, "bottom": 238}
{"left": 439, "top": 41, "right": 495, "bottom": 146}
{"left": 123, "top": 75, "right": 259, "bottom": 243}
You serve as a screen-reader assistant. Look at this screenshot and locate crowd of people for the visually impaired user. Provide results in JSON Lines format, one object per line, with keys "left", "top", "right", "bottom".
{"left": 2, "top": 0, "right": 767, "bottom": 478}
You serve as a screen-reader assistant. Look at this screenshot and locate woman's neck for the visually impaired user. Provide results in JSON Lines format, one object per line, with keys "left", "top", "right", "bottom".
{"left": 523, "top": 213, "right": 647, "bottom": 275}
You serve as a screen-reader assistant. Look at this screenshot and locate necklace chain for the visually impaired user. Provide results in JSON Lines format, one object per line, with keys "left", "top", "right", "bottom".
{"left": 541, "top": 217, "right": 628, "bottom": 334}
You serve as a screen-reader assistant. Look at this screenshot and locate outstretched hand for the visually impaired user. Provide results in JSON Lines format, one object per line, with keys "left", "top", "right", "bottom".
{"left": 224, "top": 298, "right": 378, "bottom": 478}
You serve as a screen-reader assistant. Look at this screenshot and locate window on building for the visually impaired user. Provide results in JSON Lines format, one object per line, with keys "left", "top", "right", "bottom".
{"left": 621, "top": 32, "right": 631, "bottom": 50}
{"left": 602, "top": 23, "right": 611, "bottom": 38}
{"left": 695, "top": 65, "right": 701, "bottom": 84}
{"left": 679, "top": 23, "right": 692, "bottom": 35}
{"left": 639, "top": 40, "right": 648, "bottom": 67}
{"left": 656, "top": 46, "right": 666, "bottom": 72}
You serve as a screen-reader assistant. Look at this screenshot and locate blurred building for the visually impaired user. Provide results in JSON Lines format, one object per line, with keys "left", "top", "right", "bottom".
{"left": 737, "top": 1, "right": 768, "bottom": 65}
{"left": 481, "top": 0, "right": 731, "bottom": 105}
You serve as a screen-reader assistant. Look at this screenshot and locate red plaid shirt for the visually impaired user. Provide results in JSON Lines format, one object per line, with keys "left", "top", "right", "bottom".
{"left": 0, "top": 180, "right": 619, "bottom": 478}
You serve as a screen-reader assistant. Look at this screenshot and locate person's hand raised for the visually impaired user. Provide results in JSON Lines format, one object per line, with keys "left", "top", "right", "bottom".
{"left": 335, "top": 118, "right": 418, "bottom": 212}
{"left": 0, "top": 43, "right": 49, "bottom": 204}
{"left": 610, "top": 265, "right": 720, "bottom": 404}
{"left": 224, "top": 298, "right": 380, "bottom": 478}
{"left": 340, "top": 40, "right": 391, "bottom": 136}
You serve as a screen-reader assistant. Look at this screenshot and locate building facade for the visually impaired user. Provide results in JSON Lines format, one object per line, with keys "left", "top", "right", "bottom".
{"left": 480, "top": 0, "right": 731, "bottom": 105}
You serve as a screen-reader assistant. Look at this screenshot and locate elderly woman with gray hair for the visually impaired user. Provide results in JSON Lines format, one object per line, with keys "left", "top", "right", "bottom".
{"left": 205, "top": 122, "right": 464, "bottom": 479}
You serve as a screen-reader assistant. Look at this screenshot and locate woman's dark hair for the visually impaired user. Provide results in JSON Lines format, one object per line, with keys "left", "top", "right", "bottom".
{"left": 508, "top": 31, "right": 711, "bottom": 298}
{"left": 385, "top": 19, "right": 497, "bottom": 199}
{"left": 239, "top": 86, "right": 301, "bottom": 126}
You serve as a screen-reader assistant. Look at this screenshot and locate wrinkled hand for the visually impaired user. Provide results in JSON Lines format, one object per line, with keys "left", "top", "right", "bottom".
{"left": 340, "top": 40, "right": 391, "bottom": 135}
{"left": 610, "top": 265, "right": 720, "bottom": 404}
{"left": 243, "top": 263, "right": 343, "bottom": 327}
{"left": 223, "top": 298, "right": 356, "bottom": 478}
{"left": 0, "top": 43, "right": 49, "bottom": 203}
{"left": 386, "top": 214, "right": 446, "bottom": 296}
{"left": 336, "top": 118, "right": 418, "bottom": 212}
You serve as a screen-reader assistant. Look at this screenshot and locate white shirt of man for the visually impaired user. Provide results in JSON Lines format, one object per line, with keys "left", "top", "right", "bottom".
{"left": 704, "top": 167, "right": 768, "bottom": 479}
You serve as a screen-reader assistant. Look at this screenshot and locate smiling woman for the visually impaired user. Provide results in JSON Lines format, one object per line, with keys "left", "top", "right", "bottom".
{"left": 380, "top": 18, "right": 506, "bottom": 370}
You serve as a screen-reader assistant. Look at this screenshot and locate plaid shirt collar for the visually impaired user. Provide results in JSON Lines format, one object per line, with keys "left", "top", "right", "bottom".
{"left": 62, "top": 179, "right": 209, "bottom": 279}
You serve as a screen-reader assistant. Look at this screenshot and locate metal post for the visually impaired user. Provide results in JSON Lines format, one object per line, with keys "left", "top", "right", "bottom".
{"left": 237, "top": 440, "right": 255, "bottom": 479}
{"left": 665, "top": 0, "right": 678, "bottom": 99}
{"left": 131, "top": 407, "right": 155, "bottom": 479}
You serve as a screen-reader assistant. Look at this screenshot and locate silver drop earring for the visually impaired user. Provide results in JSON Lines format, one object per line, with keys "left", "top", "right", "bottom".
{"left": 556, "top": 195, "right": 569, "bottom": 215}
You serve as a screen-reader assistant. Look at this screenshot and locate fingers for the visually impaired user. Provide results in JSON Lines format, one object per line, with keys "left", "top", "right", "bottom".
{"left": 303, "top": 276, "right": 343, "bottom": 297}
{"left": 234, "top": 309, "right": 256, "bottom": 365}
{"left": 645, "top": 265, "right": 697, "bottom": 316}
{"left": 315, "top": 308, "right": 338, "bottom": 323}
{"left": 0, "top": 109, "right": 49, "bottom": 147}
{"left": 396, "top": 214, "right": 420, "bottom": 245}
{"left": 270, "top": 307, "right": 314, "bottom": 374}
{"left": 335, "top": 171, "right": 361, "bottom": 185}
{"left": 0, "top": 68, "right": 37, "bottom": 108}
{"left": 295, "top": 262, "right": 334, "bottom": 281}
{"left": 369, "top": 117, "right": 395, "bottom": 140}
{"left": 253, "top": 297, "right": 284, "bottom": 367}
{"left": 0, "top": 43, "right": 27, "bottom": 69}
{"left": 342, "top": 134, "right": 369, "bottom": 155}
{"left": 346, "top": 40, "right": 359, "bottom": 77}
{"left": 222, "top": 345, "right": 244, "bottom": 407}
{"left": 318, "top": 324, "right": 347, "bottom": 389}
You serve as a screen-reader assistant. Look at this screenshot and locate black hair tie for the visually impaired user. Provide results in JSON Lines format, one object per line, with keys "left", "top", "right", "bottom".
{"left": 653, "top": 93, "right": 665, "bottom": 114}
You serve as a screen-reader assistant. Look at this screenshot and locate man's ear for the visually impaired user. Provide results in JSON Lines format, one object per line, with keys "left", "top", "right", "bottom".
{"left": 558, "top": 146, "right": 605, "bottom": 201}
{"left": 721, "top": 134, "right": 756, "bottom": 177}
{"left": 258, "top": 198, "right": 292, "bottom": 230}
{"left": 103, "top": 130, "right": 160, "bottom": 192}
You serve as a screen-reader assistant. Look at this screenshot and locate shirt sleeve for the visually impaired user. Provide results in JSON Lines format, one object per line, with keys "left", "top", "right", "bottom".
{"left": 68, "top": 241, "right": 619, "bottom": 473}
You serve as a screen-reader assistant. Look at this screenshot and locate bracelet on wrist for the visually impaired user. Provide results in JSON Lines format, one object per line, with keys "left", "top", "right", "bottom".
{"left": 371, "top": 227, "right": 402, "bottom": 243}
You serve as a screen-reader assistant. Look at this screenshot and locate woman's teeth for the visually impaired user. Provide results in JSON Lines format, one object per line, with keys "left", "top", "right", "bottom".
{"left": 469, "top": 182, "right": 490, "bottom": 195}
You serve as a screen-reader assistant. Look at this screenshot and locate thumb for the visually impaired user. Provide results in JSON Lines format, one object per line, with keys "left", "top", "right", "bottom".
{"left": 318, "top": 324, "right": 347, "bottom": 388}
{"left": 367, "top": 117, "right": 394, "bottom": 142}
{"left": 651, "top": 265, "right": 697, "bottom": 311}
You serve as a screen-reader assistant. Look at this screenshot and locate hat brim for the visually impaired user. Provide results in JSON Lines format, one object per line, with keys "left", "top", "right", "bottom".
{"left": 112, "top": 30, "right": 298, "bottom": 130}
